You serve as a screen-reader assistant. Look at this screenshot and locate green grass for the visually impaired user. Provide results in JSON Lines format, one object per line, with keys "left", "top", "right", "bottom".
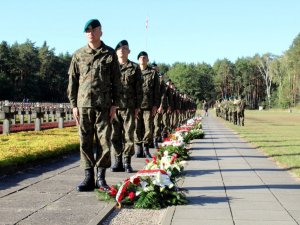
{"left": 0, "top": 127, "right": 79, "bottom": 173}
{"left": 220, "top": 110, "right": 300, "bottom": 178}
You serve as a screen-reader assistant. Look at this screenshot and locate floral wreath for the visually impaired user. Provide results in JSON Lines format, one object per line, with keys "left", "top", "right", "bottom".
{"left": 95, "top": 116, "right": 204, "bottom": 209}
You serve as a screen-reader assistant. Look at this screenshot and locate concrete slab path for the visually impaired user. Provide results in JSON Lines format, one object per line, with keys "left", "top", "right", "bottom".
{"left": 0, "top": 148, "right": 146, "bottom": 225}
{"left": 1, "top": 115, "right": 300, "bottom": 225}
{"left": 163, "top": 116, "right": 300, "bottom": 225}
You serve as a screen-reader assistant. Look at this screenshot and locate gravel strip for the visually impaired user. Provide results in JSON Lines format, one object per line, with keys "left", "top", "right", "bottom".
{"left": 102, "top": 207, "right": 167, "bottom": 225}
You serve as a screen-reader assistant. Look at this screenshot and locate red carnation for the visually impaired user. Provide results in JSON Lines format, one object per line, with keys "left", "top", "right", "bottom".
{"left": 132, "top": 177, "right": 140, "bottom": 185}
{"left": 170, "top": 154, "right": 177, "bottom": 164}
{"left": 152, "top": 155, "right": 157, "bottom": 164}
{"left": 128, "top": 192, "right": 135, "bottom": 201}
{"left": 109, "top": 186, "right": 118, "bottom": 196}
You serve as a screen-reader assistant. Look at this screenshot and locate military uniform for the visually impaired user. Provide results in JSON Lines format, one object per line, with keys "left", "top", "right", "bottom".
{"left": 172, "top": 90, "right": 180, "bottom": 129}
{"left": 135, "top": 65, "right": 160, "bottom": 156}
{"left": 153, "top": 76, "right": 167, "bottom": 147}
{"left": 165, "top": 83, "right": 174, "bottom": 133}
{"left": 68, "top": 23, "right": 122, "bottom": 192}
{"left": 111, "top": 59, "right": 143, "bottom": 172}
{"left": 68, "top": 42, "right": 121, "bottom": 169}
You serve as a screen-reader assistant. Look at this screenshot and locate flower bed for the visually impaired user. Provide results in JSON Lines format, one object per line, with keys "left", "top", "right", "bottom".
{"left": 95, "top": 116, "right": 204, "bottom": 209}
{"left": 0, "top": 121, "right": 76, "bottom": 133}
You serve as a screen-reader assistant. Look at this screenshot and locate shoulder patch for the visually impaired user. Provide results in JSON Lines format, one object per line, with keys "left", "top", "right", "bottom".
{"left": 106, "top": 55, "right": 113, "bottom": 63}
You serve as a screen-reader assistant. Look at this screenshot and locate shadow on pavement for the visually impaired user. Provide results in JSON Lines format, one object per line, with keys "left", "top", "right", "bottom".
{"left": 0, "top": 152, "right": 79, "bottom": 191}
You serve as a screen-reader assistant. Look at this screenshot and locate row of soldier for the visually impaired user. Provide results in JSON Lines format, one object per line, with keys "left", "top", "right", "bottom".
{"left": 215, "top": 97, "right": 246, "bottom": 126}
{"left": 67, "top": 19, "right": 196, "bottom": 192}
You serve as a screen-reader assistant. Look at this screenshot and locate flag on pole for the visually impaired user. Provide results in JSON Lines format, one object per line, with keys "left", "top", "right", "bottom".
{"left": 146, "top": 17, "right": 148, "bottom": 31}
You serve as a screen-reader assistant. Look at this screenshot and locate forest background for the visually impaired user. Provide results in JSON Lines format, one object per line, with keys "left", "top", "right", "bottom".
{"left": 0, "top": 32, "right": 299, "bottom": 109}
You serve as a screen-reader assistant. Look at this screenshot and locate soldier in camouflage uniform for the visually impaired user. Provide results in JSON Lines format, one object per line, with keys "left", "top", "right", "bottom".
{"left": 68, "top": 19, "right": 121, "bottom": 191}
{"left": 111, "top": 40, "right": 143, "bottom": 173}
{"left": 135, "top": 51, "right": 160, "bottom": 158}
{"left": 203, "top": 99, "right": 209, "bottom": 117}
{"left": 153, "top": 72, "right": 167, "bottom": 148}
{"left": 162, "top": 79, "right": 173, "bottom": 138}
{"left": 215, "top": 99, "right": 221, "bottom": 117}
{"left": 171, "top": 83, "right": 180, "bottom": 130}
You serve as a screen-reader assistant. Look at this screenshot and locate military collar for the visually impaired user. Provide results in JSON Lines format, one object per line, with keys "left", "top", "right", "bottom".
{"left": 84, "top": 41, "right": 109, "bottom": 54}
{"left": 141, "top": 65, "right": 152, "bottom": 71}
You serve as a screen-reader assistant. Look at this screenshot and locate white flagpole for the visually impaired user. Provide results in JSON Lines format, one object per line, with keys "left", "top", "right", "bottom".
{"left": 145, "top": 16, "right": 148, "bottom": 51}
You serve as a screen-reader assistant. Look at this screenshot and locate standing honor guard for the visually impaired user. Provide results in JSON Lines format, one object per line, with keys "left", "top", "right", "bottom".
{"left": 135, "top": 51, "right": 160, "bottom": 158}
{"left": 111, "top": 40, "right": 143, "bottom": 173}
{"left": 68, "top": 19, "right": 121, "bottom": 191}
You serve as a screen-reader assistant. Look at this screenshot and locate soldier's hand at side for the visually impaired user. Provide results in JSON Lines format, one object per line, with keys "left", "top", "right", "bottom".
{"left": 151, "top": 106, "right": 158, "bottom": 117}
{"left": 157, "top": 106, "right": 163, "bottom": 114}
{"left": 110, "top": 106, "right": 117, "bottom": 122}
{"left": 167, "top": 106, "right": 171, "bottom": 113}
{"left": 135, "top": 108, "right": 140, "bottom": 119}
{"left": 72, "top": 107, "right": 80, "bottom": 125}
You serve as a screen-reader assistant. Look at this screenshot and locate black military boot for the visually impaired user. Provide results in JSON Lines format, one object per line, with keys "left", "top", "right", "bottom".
{"left": 96, "top": 167, "right": 109, "bottom": 190}
{"left": 162, "top": 131, "right": 168, "bottom": 140}
{"left": 143, "top": 143, "right": 152, "bottom": 158}
{"left": 111, "top": 155, "right": 125, "bottom": 172}
{"left": 154, "top": 137, "right": 159, "bottom": 149}
{"left": 135, "top": 143, "right": 144, "bottom": 158}
{"left": 76, "top": 168, "right": 95, "bottom": 192}
{"left": 124, "top": 156, "right": 133, "bottom": 173}
{"left": 148, "top": 139, "right": 154, "bottom": 148}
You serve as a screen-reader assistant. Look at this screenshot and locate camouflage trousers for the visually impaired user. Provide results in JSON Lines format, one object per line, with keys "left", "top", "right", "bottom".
{"left": 78, "top": 107, "right": 112, "bottom": 169}
{"left": 135, "top": 109, "right": 153, "bottom": 145}
{"left": 172, "top": 111, "right": 179, "bottom": 130}
{"left": 162, "top": 112, "right": 171, "bottom": 133}
{"left": 154, "top": 112, "right": 163, "bottom": 138}
{"left": 111, "top": 108, "right": 135, "bottom": 157}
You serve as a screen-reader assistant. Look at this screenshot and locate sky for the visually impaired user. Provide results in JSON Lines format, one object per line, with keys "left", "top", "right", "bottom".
{"left": 1, "top": 0, "right": 299, "bottom": 65}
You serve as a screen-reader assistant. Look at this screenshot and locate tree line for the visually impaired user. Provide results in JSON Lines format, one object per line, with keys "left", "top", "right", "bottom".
{"left": 0, "top": 40, "right": 71, "bottom": 102}
{"left": 165, "top": 33, "right": 300, "bottom": 109}
{"left": 0, "top": 33, "right": 299, "bottom": 109}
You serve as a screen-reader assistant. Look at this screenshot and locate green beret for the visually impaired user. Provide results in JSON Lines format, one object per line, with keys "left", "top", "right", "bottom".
{"left": 137, "top": 51, "right": 148, "bottom": 60}
{"left": 115, "top": 40, "right": 129, "bottom": 51}
{"left": 84, "top": 19, "right": 101, "bottom": 32}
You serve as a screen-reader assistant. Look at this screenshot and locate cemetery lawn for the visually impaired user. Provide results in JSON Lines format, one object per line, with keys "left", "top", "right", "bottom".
{"left": 0, "top": 127, "right": 79, "bottom": 174}
{"left": 224, "top": 110, "right": 300, "bottom": 178}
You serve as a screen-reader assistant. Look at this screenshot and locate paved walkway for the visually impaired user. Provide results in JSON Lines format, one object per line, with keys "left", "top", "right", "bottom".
{"left": 163, "top": 115, "right": 300, "bottom": 225}
{"left": 0, "top": 147, "right": 146, "bottom": 225}
{"left": 1, "top": 115, "right": 300, "bottom": 225}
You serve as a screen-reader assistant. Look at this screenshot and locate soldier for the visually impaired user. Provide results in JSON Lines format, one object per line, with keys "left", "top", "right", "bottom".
{"left": 215, "top": 99, "right": 221, "bottom": 117}
{"left": 111, "top": 40, "right": 143, "bottom": 173}
{"left": 135, "top": 51, "right": 160, "bottom": 158}
{"left": 203, "top": 99, "right": 209, "bottom": 117}
{"left": 153, "top": 72, "right": 167, "bottom": 148}
{"left": 171, "top": 83, "right": 180, "bottom": 130}
{"left": 163, "top": 79, "right": 174, "bottom": 137}
{"left": 238, "top": 95, "right": 246, "bottom": 126}
{"left": 68, "top": 19, "right": 121, "bottom": 191}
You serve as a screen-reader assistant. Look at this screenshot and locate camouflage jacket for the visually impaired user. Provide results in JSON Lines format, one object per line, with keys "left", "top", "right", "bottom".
{"left": 118, "top": 60, "right": 143, "bottom": 109}
{"left": 140, "top": 66, "right": 160, "bottom": 109}
{"left": 168, "top": 88, "right": 175, "bottom": 111}
{"left": 67, "top": 42, "right": 121, "bottom": 108}
{"left": 173, "top": 90, "right": 181, "bottom": 110}
{"left": 159, "top": 79, "right": 168, "bottom": 110}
